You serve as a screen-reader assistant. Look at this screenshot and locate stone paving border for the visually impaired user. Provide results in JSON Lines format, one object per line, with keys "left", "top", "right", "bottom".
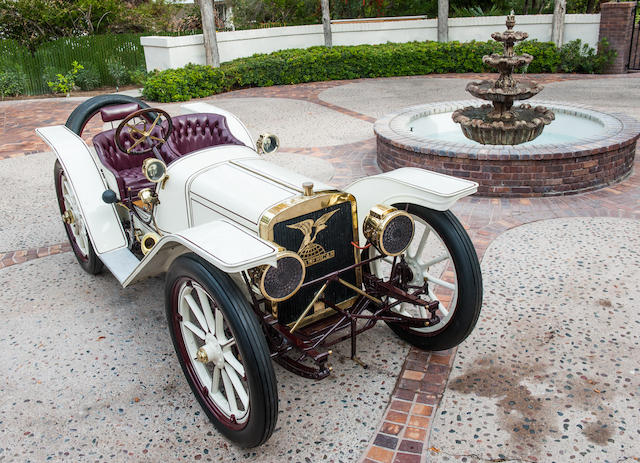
{"left": 1, "top": 73, "right": 638, "bottom": 462}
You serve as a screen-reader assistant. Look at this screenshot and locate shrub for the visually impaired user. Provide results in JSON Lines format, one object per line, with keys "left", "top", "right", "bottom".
{"left": 514, "top": 40, "right": 562, "bottom": 73}
{"left": 129, "top": 66, "right": 149, "bottom": 86}
{"left": 75, "top": 65, "right": 101, "bottom": 91}
{"left": 560, "top": 38, "right": 616, "bottom": 74}
{"left": 0, "top": 67, "right": 26, "bottom": 99}
{"left": 107, "top": 57, "right": 129, "bottom": 91}
{"left": 142, "top": 64, "right": 228, "bottom": 102}
{"left": 47, "top": 60, "right": 84, "bottom": 96}
{"left": 143, "top": 39, "right": 613, "bottom": 103}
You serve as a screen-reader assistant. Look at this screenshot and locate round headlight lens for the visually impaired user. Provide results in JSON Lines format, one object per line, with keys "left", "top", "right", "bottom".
{"left": 363, "top": 205, "right": 414, "bottom": 256}
{"left": 257, "top": 251, "right": 305, "bottom": 302}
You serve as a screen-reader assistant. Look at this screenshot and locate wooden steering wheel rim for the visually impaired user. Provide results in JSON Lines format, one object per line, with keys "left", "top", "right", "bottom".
{"left": 114, "top": 108, "right": 173, "bottom": 156}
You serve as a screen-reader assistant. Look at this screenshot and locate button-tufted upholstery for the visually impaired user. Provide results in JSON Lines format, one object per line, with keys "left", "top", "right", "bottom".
{"left": 92, "top": 113, "right": 244, "bottom": 199}
{"left": 163, "top": 113, "right": 244, "bottom": 163}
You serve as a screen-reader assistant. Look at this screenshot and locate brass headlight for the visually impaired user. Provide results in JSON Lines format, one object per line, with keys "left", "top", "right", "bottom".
{"left": 256, "top": 133, "right": 280, "bottom": 155}
{"left": 251, "top": 251, "right": 305, "bottom": 302}
{"left": 142, "top": 157, "right": 167, "bottom": 183}
{"left": 363, "top": 205, "right": 414, "bottom": 256}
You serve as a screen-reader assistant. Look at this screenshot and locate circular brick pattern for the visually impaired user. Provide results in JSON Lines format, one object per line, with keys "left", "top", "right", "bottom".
{"left": 375, "top": 100, "right": 640, "bottom": 197}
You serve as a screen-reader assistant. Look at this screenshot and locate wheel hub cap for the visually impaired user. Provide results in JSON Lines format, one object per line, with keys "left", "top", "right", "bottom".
{"left": 197, "top": 335, "right": 225, "bottom": 369}
{"left": 62, "top": 210, "right": 75, "bottom": 224}
{"left": 405, "top": 256, "right": 425, "bottom": 286}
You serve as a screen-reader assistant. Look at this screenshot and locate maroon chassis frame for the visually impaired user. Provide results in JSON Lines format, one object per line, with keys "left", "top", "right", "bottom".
{"left": 242, "top": 253, "right": 441, "bottom": 380}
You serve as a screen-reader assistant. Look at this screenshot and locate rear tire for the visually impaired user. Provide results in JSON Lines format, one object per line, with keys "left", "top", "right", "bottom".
{"left": 165, "top": 254, "right": 278, "bottom": 447}
{"left": 54, "top": 160, "right": 103, "bottom": 274}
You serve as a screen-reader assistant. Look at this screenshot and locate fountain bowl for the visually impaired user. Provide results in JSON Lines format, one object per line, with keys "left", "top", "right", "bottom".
{"left": 375, "top": 100, "right": 639, "bottom": 197}
{"left": 452, "top": 103, "right": 555, "bottom": 145}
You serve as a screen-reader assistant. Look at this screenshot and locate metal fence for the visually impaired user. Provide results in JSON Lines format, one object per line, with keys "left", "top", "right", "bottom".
{"left": 0, "top": 34, "right": 146, "bottom": 95}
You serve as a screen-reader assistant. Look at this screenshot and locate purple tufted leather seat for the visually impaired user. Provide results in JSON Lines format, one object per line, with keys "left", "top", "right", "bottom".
{"left": 92, "top": 112, "right": 245, "bottom": 199}
{"left": 163, "top": 113, "right": 244, "bottom": 163}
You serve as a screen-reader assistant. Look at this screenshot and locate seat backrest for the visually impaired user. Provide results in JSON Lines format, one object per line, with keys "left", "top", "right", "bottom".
{"left": 93, "top": 126, "right": 172, "bottom": 171}
{"left": 164, "top": 113, "right": 244, "bottom": 163}
{"left": 93, "top": 129, "right": 146, "bottom": 171}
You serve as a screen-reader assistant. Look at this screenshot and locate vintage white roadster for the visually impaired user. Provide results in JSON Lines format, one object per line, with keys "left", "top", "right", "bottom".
{"left": 37, "top": 95, "right": 482, "bottom": 447}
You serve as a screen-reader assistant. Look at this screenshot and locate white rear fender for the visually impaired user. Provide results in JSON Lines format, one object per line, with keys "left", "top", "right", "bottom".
{"left": 121, "top": 220, "right": 279, "bottom": 287}
{"left": 36, "top": 125, "right": 128, "bottom": 254}
{"left": 344, "top": 168, "right": 477, "bottom": 242}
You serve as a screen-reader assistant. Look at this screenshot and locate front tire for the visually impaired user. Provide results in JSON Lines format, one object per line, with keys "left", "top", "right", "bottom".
{"left": 54, "top": 160, "right": 103, "bottom": 274}
{"left": 369, "top": 204, "right": 482, "bottom": 351}
{"left": 165, "top": 254, "right": 278, "bottom": 448}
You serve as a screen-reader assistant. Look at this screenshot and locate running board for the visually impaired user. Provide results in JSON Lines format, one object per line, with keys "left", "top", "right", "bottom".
{"left": 99, "top": 248, "right": 141, "bottom": 285}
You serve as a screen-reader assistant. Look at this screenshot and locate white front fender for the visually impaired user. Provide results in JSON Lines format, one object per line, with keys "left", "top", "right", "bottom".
{"left": 344, "top": 168, "right": 477, "bottom": 242}
{"left": 122, "top": 220, "right": 279, "bottom": 287}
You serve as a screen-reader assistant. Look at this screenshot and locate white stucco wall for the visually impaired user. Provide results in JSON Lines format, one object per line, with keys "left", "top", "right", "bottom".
{"left": 141, "top": 14, "right": 600, "bottom": 72}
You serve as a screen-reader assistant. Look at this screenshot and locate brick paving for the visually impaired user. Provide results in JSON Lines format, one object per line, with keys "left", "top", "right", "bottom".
{"left": 1, "top": 73, "right": 638, "bottom": 462}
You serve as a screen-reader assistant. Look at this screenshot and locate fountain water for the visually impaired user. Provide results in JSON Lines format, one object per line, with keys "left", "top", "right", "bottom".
{"left": 452, "top": 13, "right": 555, "bottom": 145}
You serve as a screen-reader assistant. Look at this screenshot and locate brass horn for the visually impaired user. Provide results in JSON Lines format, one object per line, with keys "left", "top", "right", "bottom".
{"left": 140, "top": 232, "right": 160, "bottom": 255}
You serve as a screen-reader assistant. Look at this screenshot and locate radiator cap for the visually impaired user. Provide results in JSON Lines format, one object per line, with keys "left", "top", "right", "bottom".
{"left": 302, "top": 182, "right": 314, "bottom": 196}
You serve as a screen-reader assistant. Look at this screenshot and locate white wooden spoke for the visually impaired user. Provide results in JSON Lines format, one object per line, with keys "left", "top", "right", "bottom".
{"left": 220, "top": 338, "right": 236, "bottom": 349}
{"left": 428, "top": 287, "right": 449, "bottom": 316}
{"left": 211, "top": 366, "right": 221, "bottom": 395}
{"left": 424, "top": 272, "right": 455, "bottom": 291}
{"left": 224, "top": 365, "right": 249, "bottom": 409}
{"left": 195, "top": 285, "right": 215, "bottom": 334}
{"left": 423, "top": 254, "right": 449, "bottom": 268}
{"left": 223, "top": 351, "right": 245, "bottom": 378}
{"left": 183, "top": 320, "right": 206, "bottom": 340}
{"left": 184, "top": 291, "right": 209, "bottom": 333}
{"left": 215, "top": 308, "right": 225, "bottom": 343}
{"left": 220, "top": 369, "right": 239, "bottom": 416}
{"left": 411, "top": 227, "right": 431, "bottom": 259}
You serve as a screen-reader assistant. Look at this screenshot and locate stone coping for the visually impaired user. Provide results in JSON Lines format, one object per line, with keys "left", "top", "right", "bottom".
{"left": 374, "top": 100, "right": 640, "bottom": 160}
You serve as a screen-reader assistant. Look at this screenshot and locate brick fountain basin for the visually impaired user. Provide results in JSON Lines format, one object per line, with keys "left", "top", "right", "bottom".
{"left": 375, "top": 100, "right": 639, "bottom": 197}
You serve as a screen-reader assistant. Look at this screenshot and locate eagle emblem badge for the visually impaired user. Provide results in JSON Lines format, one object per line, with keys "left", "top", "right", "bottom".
{"left": 287, "top": 209, "right": 339, "bottom": 266}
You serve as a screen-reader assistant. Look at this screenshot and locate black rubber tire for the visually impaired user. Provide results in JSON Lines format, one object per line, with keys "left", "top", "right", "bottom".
{"left": 65, "top": 94, "right": 150, "bottom": 136}
{"left": 54, "top": 160, "right": 104, "bottom": 274}
{"left": 165, "top": 254, "right": 278, "bottom": 448}
{"left": 374, "top": 204, "right": 482, "bottom": 351}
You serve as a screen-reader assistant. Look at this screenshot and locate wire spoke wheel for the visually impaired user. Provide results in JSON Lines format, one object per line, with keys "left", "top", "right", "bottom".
{"left": 369, "top": 204, "right": 482, "bottom": 351}
{"left": 166, "top": 254, "right": 277, "bottom": 448}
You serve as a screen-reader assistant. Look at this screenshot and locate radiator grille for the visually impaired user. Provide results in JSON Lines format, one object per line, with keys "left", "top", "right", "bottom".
{"left": 272, "top": 200, "right": 358, "bottom": 325}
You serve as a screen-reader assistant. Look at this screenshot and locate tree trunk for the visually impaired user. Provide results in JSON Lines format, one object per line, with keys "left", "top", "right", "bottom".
{"left": 523, "top": 0, "right": 529, "bottom": 15}
{"left": 551, "top": 0, "right": 566, "bottom": 48}
{"left": 321, "top": 0, "right": 332, "bottom": 48}
{"left": 586, "top": 0, "right": 596, "bottom": 14}
{"left": 199, "top": 0, "right": 221, "bottom": 68}
{"left": 437, "top": 0, "right": 448, "bottom": 43}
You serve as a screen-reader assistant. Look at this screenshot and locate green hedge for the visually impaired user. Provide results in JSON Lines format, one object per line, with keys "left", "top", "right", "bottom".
{"left": 142, "top": 39, "right": 616, "bottom": 103}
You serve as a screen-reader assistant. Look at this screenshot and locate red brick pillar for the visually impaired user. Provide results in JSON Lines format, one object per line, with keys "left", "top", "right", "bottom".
{"left": 598, "top": 1, "right": 637, "bottom": 73}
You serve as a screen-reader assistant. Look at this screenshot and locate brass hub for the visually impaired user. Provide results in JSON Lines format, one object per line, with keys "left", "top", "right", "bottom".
{"left": 62, "top": 210, "right": 75, "bottom": 225}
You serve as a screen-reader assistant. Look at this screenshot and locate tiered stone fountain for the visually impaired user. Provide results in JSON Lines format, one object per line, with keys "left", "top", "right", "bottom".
{"left": 373, "top": 14, "right": 639, "bottom": 197}
{"left": 452, "top": 13, "right": 555, "bottom": 145}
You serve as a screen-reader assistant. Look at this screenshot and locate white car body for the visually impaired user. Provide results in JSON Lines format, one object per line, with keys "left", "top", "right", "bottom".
{"left": 37, "top": 102, "right": 477, "bottom": 287}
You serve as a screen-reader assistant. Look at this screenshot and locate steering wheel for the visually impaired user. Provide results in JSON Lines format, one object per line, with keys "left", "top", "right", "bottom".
{"left": 115, "top": 108, "right": 173, "bottom": 155}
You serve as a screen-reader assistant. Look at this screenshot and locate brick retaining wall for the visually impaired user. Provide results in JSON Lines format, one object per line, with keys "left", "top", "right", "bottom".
{"left": 378, "top": 136, "right": 638, "bottom": 197}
